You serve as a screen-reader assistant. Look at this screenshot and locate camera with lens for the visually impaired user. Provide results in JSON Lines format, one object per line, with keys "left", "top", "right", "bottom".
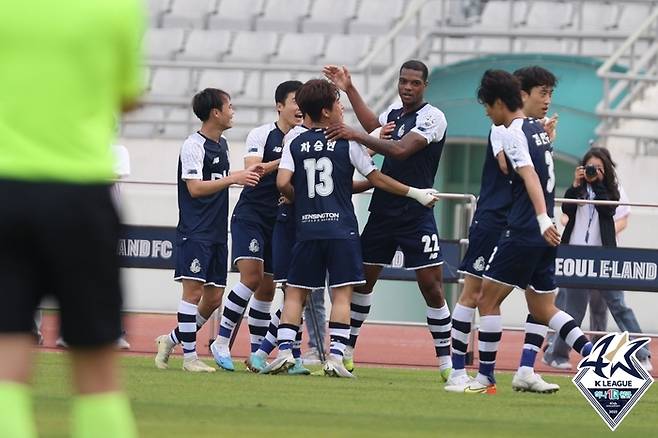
{"left": 585, "top": 165, "right": 598, "bottom": 178}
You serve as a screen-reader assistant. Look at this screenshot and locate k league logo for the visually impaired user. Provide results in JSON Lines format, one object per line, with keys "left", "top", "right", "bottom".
{"left": 573, "top": 332, "right": 653, "bottom": 431}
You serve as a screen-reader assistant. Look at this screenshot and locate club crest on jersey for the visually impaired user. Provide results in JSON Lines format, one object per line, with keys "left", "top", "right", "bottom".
{"left": 190, "top": 258, "right": 201, "bottom": 274}
{"left": 573, "top": 332, "right": 653, "bottom": 431}
{"left": 397, "top": 124, "right": 406, "bottom": 137}
{"left": 473, "top": 256, "right": 486, "bottom": 272}
{"left": 213, "top": 157, "right": 220, "bottom": 164}
{"left": 249, "top": 239, "right": 260, "bottom": 253}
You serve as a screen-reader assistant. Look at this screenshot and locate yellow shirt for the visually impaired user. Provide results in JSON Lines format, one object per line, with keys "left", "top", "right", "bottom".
{"left": 0, "top": 0, "right": 144, "bottom": 182}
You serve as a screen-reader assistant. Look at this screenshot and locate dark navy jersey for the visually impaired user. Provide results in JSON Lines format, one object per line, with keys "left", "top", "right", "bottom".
{"left": 233, "top": 122, "right": 285, "bottom": 225}
{"left": 503, "top": 118, "right": 555, "bottom": 245}
{"left": 280, "top": 126, "right": 376, "bottom": 242}
{"left": 472, "top": 125, "right": 513, "bottom": 229}
{"left": 369, "top": 102, "right": 447, "bottom": 217}
{"left": 176, "top": 132, "right": 230, "bottom": 243}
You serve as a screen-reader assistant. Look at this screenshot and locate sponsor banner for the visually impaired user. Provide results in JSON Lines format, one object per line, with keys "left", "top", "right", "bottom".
{"left": 117, "top": 226, "right": 658, "bottom": 291}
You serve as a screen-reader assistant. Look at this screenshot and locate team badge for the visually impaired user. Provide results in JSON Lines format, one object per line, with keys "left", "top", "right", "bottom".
{"left": 397, "top": 124, "right": 405, "bottom": 137}
{"left": 473, "top": 256, "right": 486, "bottom": 272}
{"left": 190, "top": 258, "right": 201, "bottom": 274}
{"left": 573, "top": 332, "right": 653, "bottom": 431}
{"left": 249, "top": 239, "right": 260, "bottom": 253}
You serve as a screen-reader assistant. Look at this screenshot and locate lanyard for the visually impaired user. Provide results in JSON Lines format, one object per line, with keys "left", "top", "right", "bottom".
{"left": 584, "top": 185, "right": 596, "bottom": 244}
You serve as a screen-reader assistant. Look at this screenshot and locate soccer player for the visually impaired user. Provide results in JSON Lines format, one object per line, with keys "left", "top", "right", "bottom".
{"left": 262, "top": 79, "right": 439, "bottom": 376}
{"left": 209, "top": 80, "right": 310, "bottom": 374}
{"left": 446, "top": 70, "right": 592, "bottom": 394}
{"left": 323, "top": 61, "right": 453, "bottom": 380}
{"left": 0, "top": 1, "right": 142, "bottom": 436}
{"left": 154, "top": 88, "right": 262, "bottom": 372}
{"left": 447, "top": 66, "right": 561, "bottom": 393}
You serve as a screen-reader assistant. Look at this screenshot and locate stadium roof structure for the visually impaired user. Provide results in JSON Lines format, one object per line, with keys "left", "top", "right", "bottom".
{"left": 425, "top": 54, "right": 627, "bottom": 159}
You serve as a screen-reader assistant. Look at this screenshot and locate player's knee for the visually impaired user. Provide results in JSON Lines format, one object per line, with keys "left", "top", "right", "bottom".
{"left": 459, "top": 289, "right": 481, "bottom": 308}
{"left": 204, "top": 292, "right": 223, "bottom": 310}
{"left": 240, "top": 272, "right": 262, "bottom": 292}
{"left": 419, "top": 281, "right": 444, "bottom": 306}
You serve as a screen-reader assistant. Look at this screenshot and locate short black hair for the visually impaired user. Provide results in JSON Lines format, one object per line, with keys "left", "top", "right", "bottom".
{"left": 295, "top": 79, "right": 339, "bottom": 122}
{"left": 400, "top": 60, "right": 429, "bottom": 82}
{"left": 513, "top": 66, "right": 557, "bottom": 93}
{"left": 477, "top": 69, "right": 523, "bottom": 111}
{"left": 275, "top": 80, "right": 303, "bottom": 104}
{"left": 192, "top": 88, "right": 230, "bottom": 122}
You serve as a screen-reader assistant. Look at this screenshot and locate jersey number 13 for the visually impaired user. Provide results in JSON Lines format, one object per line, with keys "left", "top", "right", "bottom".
{"left": 303, "top": 157, "right": 334, "bottom": 198}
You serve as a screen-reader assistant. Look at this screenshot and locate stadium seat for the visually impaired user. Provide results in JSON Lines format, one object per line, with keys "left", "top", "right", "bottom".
{"left": 348, "top": 0, "right": 405, "bottom": 35}
{"left": 525, "top": 1, "right": 574, "bottom": 29}
{"left": 616, "top": 3, "right": 656, "bottom": 31}
{"left": 144, "top": 28, "right": 185, "bottom": 60}
{"left": 576, "top": 2, "right": 619, "bottom": 30}
{"left": 317, "top": 34, "right": 372, "bottom": 67}
{"left": 177, "top": 29, "right": 232, "bottom": 62}
{"left": 255, "top": 0, "right": 312, "bottom": 32}
{"left": 208, "top": 0, "right": 265, "bottom": 31}
{"left": 579, "top": 39, "right": 617, "bottom": 58}
{"left": 430, "top": 37, "right": 477, "bottom": 65}
{"left": 233, "top": 107, "right": 261, "bottom": 126}
{"left": 160, "top": 106, "right": 197, "bottom": 139}
{"left": 269, "top": 33, "right": 326, "bottom": 65}
{"left": 121, "top": 106, "right": 165, "bottom": 138}
{"left": 370, "top": 35, "right": 418, "bottom": 71}
{"left": 477, "top": 37, "right": 515, "bottom": 55}
{"left": 301, "top": 0, "right": 358, "bottom": 34}
{"left": 161, "top": 0, "right": 218, "bottom": 28}
{"left": 474, "top": 0, "right": 528, "bottom": 28}
{"left": 518, "top": 39, "right": 574, "bottom": 55}
{"left": 149, "top": 68, "right": 195, "bottom": 97}
{"left": 222, "top": 31, "right": 279, "bottom": 63}
{"left": 148, "top": 0, "right": 171, "bottom": 27}
{"left": 197, "top": 69, "right": 245, "bottom": 96}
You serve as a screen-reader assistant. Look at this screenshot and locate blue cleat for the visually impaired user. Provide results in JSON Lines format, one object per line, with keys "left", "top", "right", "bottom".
{"left": 287, "top": 358, "right": 311, "bottom": 375}
{"left": 245, "top": 353, "right": 267, "bottom": 373}
{"left": 210, "top": 342, "right": 234, "bottom": 371}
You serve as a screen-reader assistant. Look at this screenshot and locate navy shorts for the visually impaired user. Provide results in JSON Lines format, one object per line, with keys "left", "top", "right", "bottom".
{"left": 458, "top": 222, "right": 504, "bottom": 278}
{"left": 272, "top": 209, "right": 295, "bottom": 283}
{"left": 230, "top": 215, "right": 274, "bottom": 275}
{"left": 483, "top": 234, "right": 557, "bottom": 293}
{"left": 361, "top": 211, "right": 443, "bottom": 270}
{"left": 287, "top": 239, "right": 366, "bottom": 290}
{"left": 174, "top": 239, "right": 228, "bottom": 287}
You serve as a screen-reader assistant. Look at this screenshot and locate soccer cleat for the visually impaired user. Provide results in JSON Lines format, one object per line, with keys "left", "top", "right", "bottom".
{"left": 444, "top": 371, "right": 472, "bottom": 388}
{"left": 438, "top": 368, "right": 452, "bottom": 383}
{"left": 287, "top": 358, "right": 311, "bottom": 375}
{"left": 301, "top": 347, "right": 322, "bottom": 365}
{"left": 154, "top": 335, "right": 176, "bottom": 370}
{"left": 445, "top": 377, "right": 496, "bottom": 394}
{"left": 245, "top": 353, "right": 268, "bottom": 373}
{"left": 260, "top": 349, "right": 295, "bottom": 375}
{"left": 55, "top": 337, "right": 68, "bottom": 348}
{"left": 182, "top": 358, "right": 216, "bottom": 373}
{"left": 324, "top": 357, "right": 355, "bottom": 378}
{"left": 541, "top": 355, "right": 572, "bottom": 370}
{"left": 116, "top": 336, "right": 131, "bottom": 350}
{"left": 210, "top": 342, "right": 234, "bottom": 371}
{"left": 512, "top": 371, "right": 560, "bottom": 393}
{"left": 342, "top": 356, "right": 355, "bottom": 373}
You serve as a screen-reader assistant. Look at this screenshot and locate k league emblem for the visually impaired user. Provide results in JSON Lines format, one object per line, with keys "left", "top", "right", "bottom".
{"left": 573, "top": 332, "right": 653, "bottom": 431}
{"left": 249, "top": 238, "right": 260, "bottom": 253}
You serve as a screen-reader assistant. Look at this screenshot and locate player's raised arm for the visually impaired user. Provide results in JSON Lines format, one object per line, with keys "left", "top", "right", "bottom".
{"left": 323, "top": 65, "right": 380, "bottom": 132}
{"left": 505, "top": 131, "right": 560, "bottom": 246}
{"left": 349, "top": 141, "right": 438, "bottom": 207}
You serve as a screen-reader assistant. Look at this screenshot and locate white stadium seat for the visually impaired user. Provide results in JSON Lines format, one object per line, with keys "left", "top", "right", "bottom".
{"left": 148, "top": 0, "right": 171, "bottom": 27}
{"left": 149, "top": 68, "right": 194, "bottom": 97}
{"left": 518, "top": 39, "right": 574, "bottom": 55}
{"left": 616, "top": 3, "right": 656, "bottom": 31}
{"left": 269, "top": 33, "right": 326, "bottom": 65}
{"left": 255, "top": 0, "right": 312, "bottom": 32}
{"left": 301, "top": 0, "right": 358, "bottom": 34}
{"left": 525, "top": 1, "right": 574, "bottom": 29}
{"left": 121, "top": 106, "right": 165, "bottom": 138}
{"left": 144, "top": 28, "right": 185, "bottom": 60}
{"left": 177, "top": 29, "right": 232, "bottom": 62}
{"left": 197, "top": 69, "right": 245, "bottom": 96}
{"left": 475, "top": 0, "right": 528, "bottom": 28}
{"left": 349, "top": 0, "right": 405, "bottom": 35}
{"left": 161, "top": 0, "right": 218, "bottom": 28}
{"left": 222, "top": 31, "right": 279, "bottom": 63}
{"left": 317, "top": 34, "right": 372, "bottom": 67}
{"left": 208, "top": 0, "right": 265, "bottom": 31}
{"left": 577, "top": 2, "right": 620, "bottom": 30}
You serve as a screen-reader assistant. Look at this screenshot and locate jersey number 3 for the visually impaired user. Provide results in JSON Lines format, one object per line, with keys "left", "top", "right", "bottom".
{"left": 303, "top": 157, "right": 334, "bottom": 198}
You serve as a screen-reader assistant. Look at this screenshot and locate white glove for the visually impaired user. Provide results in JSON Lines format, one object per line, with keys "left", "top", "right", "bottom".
{"left": 406, "top": 187, "right": 439, "bottom": 207}
{"left": 536, "top": 213, "right": 553, "bottom": 235}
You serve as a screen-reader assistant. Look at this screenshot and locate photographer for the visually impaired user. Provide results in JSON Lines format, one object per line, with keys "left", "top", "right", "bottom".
{"left": 543, "top": 147, "right": 652, "bottom": 371}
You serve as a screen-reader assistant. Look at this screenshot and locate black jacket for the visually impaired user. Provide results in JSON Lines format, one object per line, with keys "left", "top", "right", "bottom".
{"left": 561, "top": 182, "right": 618, "bottom": 247}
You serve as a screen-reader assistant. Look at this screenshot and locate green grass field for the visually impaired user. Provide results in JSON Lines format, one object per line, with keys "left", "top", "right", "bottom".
{"left": 32, "top": 352, "right": 657, "bottom": 437}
